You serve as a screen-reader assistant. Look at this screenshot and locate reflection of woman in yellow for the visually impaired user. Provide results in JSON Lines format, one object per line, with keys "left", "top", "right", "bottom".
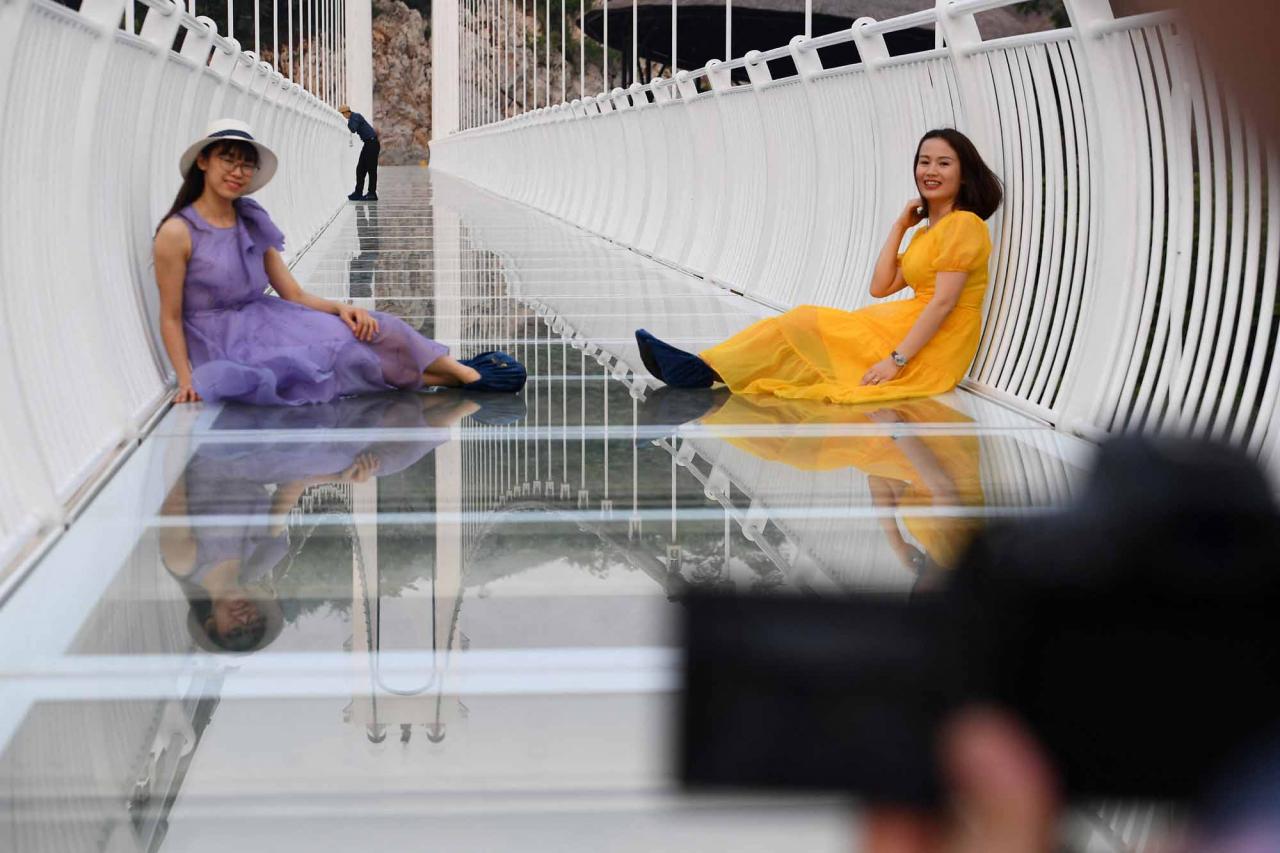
{"left": 697, "top": 394, "right": 984, "bottom": 582}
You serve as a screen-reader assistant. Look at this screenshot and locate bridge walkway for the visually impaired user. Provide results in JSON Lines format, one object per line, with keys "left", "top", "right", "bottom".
{"left": 0, "top": 166, "right": 1096, "bottom": 851}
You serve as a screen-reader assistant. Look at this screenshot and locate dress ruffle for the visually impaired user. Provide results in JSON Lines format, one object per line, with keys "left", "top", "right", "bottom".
{"left": 234, "top": 197, "right": 286, "bottom": 258}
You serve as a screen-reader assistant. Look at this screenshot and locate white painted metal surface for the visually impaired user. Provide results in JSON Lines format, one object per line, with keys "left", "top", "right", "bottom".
{"left": 432, "top": 0, "right": 1280, "bottom": 474}
{"left": 0, "top": 0, "right": 354, "bottom": 574}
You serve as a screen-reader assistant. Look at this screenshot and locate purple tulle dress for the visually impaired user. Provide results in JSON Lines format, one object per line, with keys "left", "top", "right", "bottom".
{"left": 177, "top": 198, "right": 448, "bottom": 406}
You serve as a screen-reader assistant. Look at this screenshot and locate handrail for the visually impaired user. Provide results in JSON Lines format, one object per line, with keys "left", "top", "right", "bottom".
{"left": 859, "top": 9, "right": 938, "bottom": 37}
{"left": 944, "top": 0, "right": 1025, "bottom": 17}
{"left": 1090, "top": 10, "right": 1177, "bottom": 36}
{"left": 0, "top": 0, "right": 356, "bottom": 580}
{"left": 433, "top": 0, "right": 1280, "bottom": 472}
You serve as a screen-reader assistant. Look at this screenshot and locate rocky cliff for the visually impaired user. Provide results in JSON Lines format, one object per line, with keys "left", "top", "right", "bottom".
{"left": 372, "top": 0, "right": 434, "bottom": 164}
{"left": 371, "top": 0, "right": 612, "bottom": 162}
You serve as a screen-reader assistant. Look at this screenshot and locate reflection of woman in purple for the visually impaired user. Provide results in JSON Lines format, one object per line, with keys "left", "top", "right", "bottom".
{"left": 159, "top": 394, "right": 501, "bottom": 653}
{"left": 153, "top": 119, "right": 525, "bottom": 406}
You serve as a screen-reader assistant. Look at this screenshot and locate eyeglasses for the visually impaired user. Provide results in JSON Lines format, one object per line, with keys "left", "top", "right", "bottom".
{"left": 215, "top": 152, "right": 259, "bottom": 175}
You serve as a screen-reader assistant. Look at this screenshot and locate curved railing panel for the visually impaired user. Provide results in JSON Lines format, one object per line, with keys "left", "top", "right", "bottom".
{"left": 0, "top": 0, "right": 353, "bottom": 576}
{"left": 433, "top": 1, "right": 1280, "bottom": 474}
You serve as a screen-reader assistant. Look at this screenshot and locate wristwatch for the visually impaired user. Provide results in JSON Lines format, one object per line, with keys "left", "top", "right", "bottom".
{"left": 890, "top": 350, "right": 908, "bottom": 368}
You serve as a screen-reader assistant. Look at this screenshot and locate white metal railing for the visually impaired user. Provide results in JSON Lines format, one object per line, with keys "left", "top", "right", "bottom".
{"left": 430, "top": 0, "right": 1280, "bottom": 473}
{"left": 0, "top": 0, "right": 355, "bottom": 579}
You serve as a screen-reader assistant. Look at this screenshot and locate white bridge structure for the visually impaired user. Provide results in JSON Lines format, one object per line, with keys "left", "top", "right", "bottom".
{"left": 0, "top": 0, "right": 1260, "bottom": 849}
{"left": 0, "top": 0, "right": 371, "bottom": 571}
{"left": 433, "top": 0, "right": 1280, "bottom": 453}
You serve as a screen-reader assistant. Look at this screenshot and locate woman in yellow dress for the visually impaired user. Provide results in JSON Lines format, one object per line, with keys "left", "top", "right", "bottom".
{"left": 635, "top": 128, "right": 1003, "bottom": 404}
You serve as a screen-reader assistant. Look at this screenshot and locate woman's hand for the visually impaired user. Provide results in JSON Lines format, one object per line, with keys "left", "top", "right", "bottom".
{"left": 337, "top": 452, "right": 381, "bottom": 483}
{"left": 338, "top": 304, "right": 380, "bottom": 341}
{"left": 897, "top": 197, "right": 927, "bottom": 231}
{"left": 861, "top": 358, "right": 902, "bottom": 386}
{"left": 175, "top": 383, "right": 202, "bottom": 404}
{"left": 867, "top": 407, "right": 904, "bottom": 424}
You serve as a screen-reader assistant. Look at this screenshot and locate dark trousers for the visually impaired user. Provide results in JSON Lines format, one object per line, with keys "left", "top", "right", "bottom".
{"left": 355, "top": 139, "right": 380, "bottom": 194}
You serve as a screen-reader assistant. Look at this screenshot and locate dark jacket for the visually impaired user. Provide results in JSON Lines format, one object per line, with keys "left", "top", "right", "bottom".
{"left": 347, "top": 112, "right": 378, "bottom": 143}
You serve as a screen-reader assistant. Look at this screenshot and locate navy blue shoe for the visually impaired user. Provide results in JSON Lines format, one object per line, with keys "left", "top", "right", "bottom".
{"left": 634, "top": 387, "right": 730, "bottom": 446}
{"left": 460, "top": 350, "right": 527, "bottom": 393}
{"left": 635, "top": 329, "right": 718, "bottom": 389}
{"left": 348, "top": 190, "right": 364, "bottom": 201}
{"left": 362, "top": 191, "right": 379, "bottom": 201}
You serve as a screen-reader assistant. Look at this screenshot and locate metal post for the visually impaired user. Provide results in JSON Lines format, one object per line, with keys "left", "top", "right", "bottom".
{"left": 469, "top": 0, "right": 474, "bottom": 125}
{"left": 490, "top": 0, "right": 495, "bottom": 122}
{"left": 671, "top": 0, "right": 676, "bottom": 75}
{"left": 272, "top": 0, "right": 278, "bottom": 68}
{"left": 561, "top": 0, "right": 566, "bottom": 102}
{"left": 228, "top": 0, "right": 234, "bottom": 46}
{"left": 345, "top": 0, "right": 372, "bottom": 114}
{"left": 603, "top": 0, "right": 608, "bottom": 91}
{"left": 254, "top": 0, "right": 260, "bottom": 57}
{"left": 544, "top": 0, "right": 550, "bottom": 105}
{"left": 725, "top": 0, "right": 730, "bottom": 62}
{"left": 804, "top": 0, "right": 810, "bottom": 38}
{"left": 579, "top": 0, "right": 584, "bottom": 97}
{"left": 518, "top": 0, "right": 525, "bottom": 112}
{"left": 504, "top": 0, "right": 509, "bottom": 118}
{"left": 532, "top": 0, "right": 537, "bottom": 107}
{"left": 288, "top": 0, "right": 293, "bottom": 80}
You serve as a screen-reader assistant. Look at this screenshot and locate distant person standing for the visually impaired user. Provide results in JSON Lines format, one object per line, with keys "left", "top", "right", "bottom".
{"left": 338, "top": 105, "right": 379, "bottom": 202}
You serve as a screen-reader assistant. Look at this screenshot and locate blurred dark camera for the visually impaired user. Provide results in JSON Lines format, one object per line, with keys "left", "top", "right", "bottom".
{"left": 680, "top": 437, "right": 1280, "bottom": 806}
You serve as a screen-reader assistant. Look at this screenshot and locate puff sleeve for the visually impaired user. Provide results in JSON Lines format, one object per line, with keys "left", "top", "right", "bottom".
{"left": 933, "top": 211, "right": 992, "bottom": 273}
{"left": 234, "top": 197, "right": 286, "bottom": 257}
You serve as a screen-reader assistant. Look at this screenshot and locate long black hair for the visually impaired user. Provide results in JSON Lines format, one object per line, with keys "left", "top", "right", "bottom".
{"left": 157, "top": 139, "right": 260, "bottom": 232}
{"left": 914, "top": 129, "right": 1003, "bottom": 221}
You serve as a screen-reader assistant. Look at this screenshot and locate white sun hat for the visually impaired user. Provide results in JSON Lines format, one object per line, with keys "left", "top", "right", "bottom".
{"left": 178, "top": 118, "right": 279, "bottom": 194}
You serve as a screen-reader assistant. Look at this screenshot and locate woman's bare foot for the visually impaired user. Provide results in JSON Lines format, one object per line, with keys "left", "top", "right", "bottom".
{"left": 418, "top": 395, "right": 482, "bottom": 426}
{"left": 422, "top": 355, "right": 481, "bottom": 387}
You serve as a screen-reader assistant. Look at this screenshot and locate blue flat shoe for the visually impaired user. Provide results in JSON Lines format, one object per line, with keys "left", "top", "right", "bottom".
{"left": 635, "top": 329, "right": 718, "bottom": 389}
{"left": 460, "top": 350, "right": 527, "bottom": 393}
{"left": 634, "top": 387, "right": 730, "bottom": 446}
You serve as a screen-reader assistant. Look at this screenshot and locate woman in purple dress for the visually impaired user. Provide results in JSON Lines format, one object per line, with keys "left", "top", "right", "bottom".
{"left": 154, "top": 119, "right": 525, "bottom": 406}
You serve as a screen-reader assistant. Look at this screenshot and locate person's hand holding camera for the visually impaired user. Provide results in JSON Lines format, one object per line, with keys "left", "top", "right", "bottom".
{"left": 865, "top": 708, "right": 1060, "bottom": 853}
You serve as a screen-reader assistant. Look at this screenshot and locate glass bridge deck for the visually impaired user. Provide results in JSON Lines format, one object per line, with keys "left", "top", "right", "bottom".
{"left": 0, "top": 168, "right": 1094, "bottom": 851}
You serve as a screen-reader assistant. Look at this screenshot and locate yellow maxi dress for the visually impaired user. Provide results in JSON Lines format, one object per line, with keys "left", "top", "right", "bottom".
{"left": 701, "top": 395, "right": 985, "bottom": 568}
{"left": 700, "top": 211, "right": 993, "bottom": 405}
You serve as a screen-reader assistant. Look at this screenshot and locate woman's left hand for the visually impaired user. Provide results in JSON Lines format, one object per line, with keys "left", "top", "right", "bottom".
{"left": 861, "top": 358, "right": 902, "bottom": 386}
{"left": 338, "top": 304, "right": 379, "bottom": 341}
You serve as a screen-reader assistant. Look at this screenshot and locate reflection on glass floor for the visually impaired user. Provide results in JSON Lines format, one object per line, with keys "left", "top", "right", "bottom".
{"left": 0, "top": 168, "right": 1094, "bottom": 852}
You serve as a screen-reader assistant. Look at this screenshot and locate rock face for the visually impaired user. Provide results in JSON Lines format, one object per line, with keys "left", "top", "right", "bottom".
{"left": 372, "top": 0, "right": 433, "bottom": 164}
{"left": 372, "top": 0, "right": 610, "bottom": 157}
{"left": 457, "top": 4, "right": 613, "bottom": 124}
